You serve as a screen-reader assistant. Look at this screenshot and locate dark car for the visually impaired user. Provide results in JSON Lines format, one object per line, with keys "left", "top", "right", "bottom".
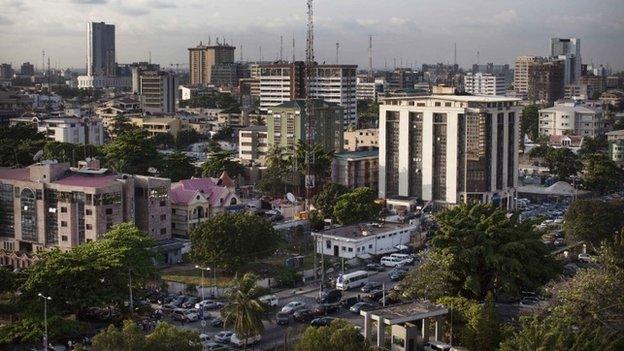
{"left": 316, "top": 289, "right": 342, "bottom": 304}
{"left": 293, "top": 308, "right": 314, "bottom": 323}
{"left": 349, "top": 302, "right": 373, "bottom": 313}
{"left": 312, "top": 303, "right": 340, "bottom": 316}
{"left": 210, "top": 317, "right": 223, "bottom": 327}
{"left": 365, "top": 290, "right": 385, "bottom": 301}
{"left": 389, "top": 268, "right": 408, "bottom": 281}
{"left": 361, "top": 281, "right": 383, "bottom": 293}
{"left": 340, "top": 297, "right": 359, "bottom": 309}
{"left": 310, "top": 317, "right": 335, "bottom": 327}
{"left": 365, "top": 263, "right": 385, "bottom": 272}
{"left": 276, "top": 311, "right": 292, "bottom": 325}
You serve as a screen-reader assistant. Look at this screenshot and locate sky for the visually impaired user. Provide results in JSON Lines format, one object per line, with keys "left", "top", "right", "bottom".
{"left": 1, "top": 0, "right": 623, "bottom": 71}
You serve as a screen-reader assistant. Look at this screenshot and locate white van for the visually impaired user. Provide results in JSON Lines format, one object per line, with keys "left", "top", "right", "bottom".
{"left": 259, "top": 294, "right": 279, "bottom": 307}
{"left": 390, "top": 253, "right": 414, "bottom": 264}
{"left": 381, "top": 256, "right": 408, "bottom": 267}
{"left": 230, "top": 333, "right": 261, "bottom": 346}
{"left": 335, "top": 270, "right": 369, "bottom": 290}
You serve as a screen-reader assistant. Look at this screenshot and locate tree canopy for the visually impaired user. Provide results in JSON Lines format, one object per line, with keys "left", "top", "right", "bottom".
{"left": 103, "top": 128, "right": 161, "bottom": 175}
{"left": 0, "top": 123, "right": 47, "bottom": 167}
{"left": 92, "top": 320, "right": 201, "bottom": 351}
{"left": 160, "top": 151, "right": 197, "bottom": 182}
{"left": 257, "top": 145, "right": 291, "bottom": 196}
{"left": 313, "top": 182, "right": 349, "bottom": 220}
{"left": 190, "top": 213, "right": 281, "bottom": 272}
{"left": 582, "top": 153, "right": 624, "bottom": 195}
{"left": 291, "top": 140, "right": 335, "bottom": 187}
{"left": 42, "top": 141, "right": 103, "bottom": 166}
{"left": 296, "top": 318, "right": 370, "bottom": 351}
{"left": 201, "top": 151, "right": 245, "bottom": 179}
{"left": 333, "top": 187, "right": 381, "bottom": 225}
{"left": 175, "top": 129, "right": 201, "bottom": 149}
{"left": 521, "top": 105, "right": 540, "bottom": 142}
{"left": 563, "top": 199, "right": 624, "bottom": 249}
{"left": 544, "top": 147, "right": 582, "bottom": 180}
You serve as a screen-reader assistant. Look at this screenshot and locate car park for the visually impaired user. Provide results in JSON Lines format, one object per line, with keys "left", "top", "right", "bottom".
{"left": 389, "top": 267, "right": 408, "bottom": 281}
{"left": 361, "top": 281, "right": 382, "bottom": 293}
{"left": 365, "top": 263, "right": 385, "bottom": 272}
{"left": 310, "top": 316, "right": 335, "bottom": 327}
{"left": 340, "top": 297, "right": 359, "bottom": 309}
{"left": 210, "top": 317, "right": 223, "bottom": 327}
{"left": 230, "top": 333, "right": 261, "bottom": 347}
{"left": 276, "top": 311, "right": 292, "bottom": 325}
{"left": 281, "top": 301, "right": 307, "bottom": 314}
{"left": 349, "top": 302, "right": 374, "bottom": 313}
{"left": 365, "top": 290, "right": 385, "bottom": 301}
{"left": 293, "top": 308, "right": 314, "bottom": 322}
{"left": 316, "top": 289, "right": 342, "bottom": 304}
{"left": 171, "top": 308, "right": 189, "bottom": 321}
{"left": 195, "top": 299, "right": 224, "bottom": 310}
{"left": 259, "top": 294, "right": 279, "bottom": 307}
{"left": 214, "top": 330, "right": 234, "bottom": 343}
{"left": 182, "top": 296, "right": 199, "bottom": 309}
{"left": 312, "top": 303, "right": 340, "bottom": 316}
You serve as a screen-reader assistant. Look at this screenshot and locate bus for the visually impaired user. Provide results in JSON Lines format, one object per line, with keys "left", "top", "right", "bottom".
{"left": 335, "top": 270, "right": 369, "bottom": 290}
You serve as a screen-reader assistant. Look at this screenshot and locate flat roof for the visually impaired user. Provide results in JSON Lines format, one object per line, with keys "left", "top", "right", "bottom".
{"left": 334, "top": 149, "right": 378, "bottom": 160}
{"left": 383, "top": 95, "right": 521, "bottom": 102}
{"left": 240, "top": 125, "right": 267, "bottom": 132}
{"left": 363, "top": 301, "right": 448, "bottom": 325}
{"left": 313, "top": 222, "right": 415, "bottom": 240}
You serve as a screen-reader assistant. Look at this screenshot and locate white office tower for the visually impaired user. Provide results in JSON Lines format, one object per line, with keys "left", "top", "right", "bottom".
{"left": 379, "top": 95, "right": 522, "bottom": 210}
{"left": 86, "top": 22, "right": 116, "bottom": 77}
{"left": 550, "top": 38, "right": 581, "bottom": 85}
{"left": 464, "top": 73, "right": 506, "bottom": 96}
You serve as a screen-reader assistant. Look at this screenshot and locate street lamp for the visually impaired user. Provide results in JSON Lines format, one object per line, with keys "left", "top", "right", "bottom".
{"left": 37, "top": 293, "right": 52, "bottom": 350}
{"left": 195, "top": 265, "right": 212, "bottom": 301}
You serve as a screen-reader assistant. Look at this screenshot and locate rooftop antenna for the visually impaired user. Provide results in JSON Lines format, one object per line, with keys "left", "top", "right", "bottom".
{"left": 477, "top": 50, "right": 480, "bottom": 66}
{"left": 305, "top": 0, "right": 316, "bottom": 207}
{"left": 384, "top": 58, "right": 387, "bottom": 70}
{"left": 259, "top": 46, "right": 263, "bottom": 61}
{"left": 292, "top": 34, "right": 296, "bottom": 62}
{"left": 368, "top": 35, "right": 373, "bottom": 78}
{"left": 148, "top": 51, "right": 151, "bottom": 64}
{"left": 454, "top": 42, "right": 457, "bottom": 66}
{"left": 41, "top": 49, "right": 45, "bottom": 74}
{"left": 280, "top": 36, "right": 284, "bottom": 61}
{"left": 240, "top": 44, "right": 243, "bottom": 62}
{"left": 208, "top": 36, "right": 211, "bottom": 45}
{"left": 335, "top": 42, "right": 339, "bottom": 64}
{"left": 393, "top": 57, "right": 397, "bottom": 69}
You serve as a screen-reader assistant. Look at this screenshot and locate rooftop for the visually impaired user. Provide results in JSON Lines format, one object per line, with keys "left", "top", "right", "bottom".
{"left": 240, "top": 125, "right": 267, "bottom": 132}
{"left": 363, "top": 301, "right": 448, "bottom": 325}
{"left": 540, "top": 103, "right": 601, "bottom": 114}
{"left": 313, "top": 222, "right": 415, "bottom": 240}
{"left": 383, "top": 94, "right": 521, "bottom": 103}
{"left": 334, "top": 149, "right": 379, "bottom": 160}
{"left": 272, "top": 99, "right": 340, "bottom": 110}
{"left": 53, "top": 173, "right": 120, "bottom": 188}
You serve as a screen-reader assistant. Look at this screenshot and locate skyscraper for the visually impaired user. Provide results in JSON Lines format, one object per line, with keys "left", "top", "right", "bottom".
{"left": 188, "top": 40, "right": 236, "bottom": 86}
{"left": 86, "top": 22, "right": 116, "bottom": 77}
{"left": 550, "top": 38, "right": 581, "bottom": 85}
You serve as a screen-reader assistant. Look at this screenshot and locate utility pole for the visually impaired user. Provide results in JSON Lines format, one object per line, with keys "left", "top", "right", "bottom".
{"left": 292, "top": 34, "right": 296, "bottom": 62}
{"left": 368, "top": 35, "right": 373, "bottom": 78}
{"left": 38, "top": 293, "right": 51, "bottom": 350}
{"left": 335, "top": 42, "right": 339, "bottom": 64}
{"left": 280, "top": 35, "right": 284, "bottom": 61}
{"left": 128, "top": 268, "right": 134, "bottom": 315}
{"left": 454, "top": 42, "right": 457, "bottom": 67}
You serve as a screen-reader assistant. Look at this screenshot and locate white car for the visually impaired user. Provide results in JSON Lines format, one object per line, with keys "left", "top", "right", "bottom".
{"left": 230, "top": 333, "right": 261, "bottom": 346}
{"left": 199, "top": 333, "right": 211, "bottom": 346}
{"left": 195, "top": 299, "right": 225, "bottom": 310}
{"left": 280, "top": 301, "right": 306, "bottom": 314}
{"left": 259, "top": 294, "right": 279, "bottom": 307}
{"left": 214, "top": 330, "right": 234, "bottom": 343}
{"left": 183, "top": 309, "right": 199, "bottom": 322}
{"left": 578, "top": 253, "right": 592, "bottom": 263}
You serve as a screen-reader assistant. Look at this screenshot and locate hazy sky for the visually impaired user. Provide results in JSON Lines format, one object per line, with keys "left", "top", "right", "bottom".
{"left": 1, "top": 0, "right": 623, "bottom": 71}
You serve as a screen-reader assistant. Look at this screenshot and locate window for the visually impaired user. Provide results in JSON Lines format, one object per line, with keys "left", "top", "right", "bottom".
{"left": 160, "top": 228, "right": 167, "bottom": 235}
{"left": 326, "top": 240, "right": 331, "bottom": 249}
{"left": 369, "top": 244, "right": 372, "bottom": 249}
{"left": 105, "top": 208, "right": 113, "bottom": 215}
{"left": 61, "top": 207, "right": 67, "bottom": 213}
{"left": 61, "top": 221, "right": 67, "bottom": 227}
{"left": 160, "top": 214, "right": 166, "bottom": 220}
{"left": 434, "top": 102, "right": 441, "bottom": 107}
{"left": 342, "top": 246, "right": 346, "bottom": 251}
{"left": 86, "top": 224, "right": 92, "bottom": 230}
{"left": 348, "top": 247, "right": 353, "bottom": 252}
{"left": 61, "top": 235, "right": 68, "bottom": 241}
{"left": 86, "top": 209, "right": 92, "bottom": 215}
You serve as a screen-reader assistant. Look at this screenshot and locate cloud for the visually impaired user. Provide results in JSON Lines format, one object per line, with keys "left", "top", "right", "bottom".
{"left": 0, "top": 14, "right": 13, "bottom": 25}
{"left": 389, "top": 17, "right": 408, "bottom": 26}
{"left": 355, "top": 19, "right": 379, "bottom": 27}
{"left": 148, "top": 0, "right": 176, "bottom": 9}
{"left": 70, "top": 0, "right": 108, "bottom": 4}
{"left": 492, "top": 9, "right": 519, "bottom": 25}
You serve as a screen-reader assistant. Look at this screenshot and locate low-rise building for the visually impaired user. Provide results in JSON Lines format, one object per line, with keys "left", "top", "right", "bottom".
{"left": 312, "top": 222, "right": 416, "bottom": 259}
{"left": 169, "top": 173, "right": 240, "bottom": 237}
{"left": 217, "top": 106, "right": 250, "bottom": 127}
{"left": 0, "top": 159, "right": 171, "bottom": 267}
{"left": 343, "top": 128, "right": 378, "bottom": 151}
{"left": 239, "top": 125, "right": 268, "bottom": 165}
{"left": 331, "top": 149, "right": 379, "bottom": 189}
{"left": 539, "top": 101, "right": 604, "bottom": 137}
{"left": 77, "top": 75, "right": 132, "bottom": 89}
{"left": 129, "top": 116, "right": 189, "bottom": 137}
{"left": 356, "top": 80, "right": 384, "bottom": 101}
{"left": 606, "top": 129, "right": 624, "bottom": 165}
{"left": 10, "top": 115, "right": 105, "bottom": 146}
{"left": 548, "top": 135, "right": 584, "bottom": 154}
{"left": 463, "top": 73, "right": 506, "bottom": 96}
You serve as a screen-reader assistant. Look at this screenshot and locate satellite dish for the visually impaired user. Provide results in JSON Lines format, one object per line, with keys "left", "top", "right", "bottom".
{"left": 33, "top": 150, "right": 44, "bottom": 162}
{"left": 147, "top": 167, "right": 158, "bottom": 174}
{"left": 286, "top": 192, "right": 296, "bottom": 203}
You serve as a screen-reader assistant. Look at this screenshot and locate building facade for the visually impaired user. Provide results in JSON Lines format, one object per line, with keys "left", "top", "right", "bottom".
{"left": 20, "top": 62, "right": 35, "bottom": 76}
{"left": 129, "top": 116, "right": 189, "bottom": 137}
{"left": 188, "top": 41, "right": 236, "bottom": 86}
{"left": 10, "top": 116, "right": 105, "bottom": 146}
{"left": 550, "top": 38, "right": 581, "bottom": 85}
{"left": 139, "top": 69, "right": 178, "bottom": 114}
{"left": 87, "top": 22, "right": 116, "bottom": 77}
{"left": 238, "top": 126, "right": 268, "bottom": 165}
{"left": 258, "top": 62, "right": 306, "bottom": 112}
{"left": 527, "top": 60, "right": 565, "bottom": 104}
{"left": 343, "top": 128, "right": 378, "bottom": 151}
{"left": 0, "top": 159, "right": 170, "bottom": 267}
{"left": 379, "top": 95, "right": 521, "bottom": 209}
{"left": 331, "top": 149, "right": 379, "bottom": 189}
{"left": 0, "top": 64, "right": 14, "bottom": 79}
{"left": 464, "top": 73, "right": 506, "bottom": 96}
{"left": 539, "top": 102, "right": 604, "bottom": 138}
{"left": 606, "top": 130, "right": 624, "bottom": 165}
{"left": 514, "top": 56, "right": 542, "bottom": 97}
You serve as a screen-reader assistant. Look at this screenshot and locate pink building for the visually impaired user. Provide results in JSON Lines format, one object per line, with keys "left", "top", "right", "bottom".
{"left": 169, "top": 172, "right": 240, "bottom": 237}
{"left": 0, "top": 159, "right": 171, "bottom": 268}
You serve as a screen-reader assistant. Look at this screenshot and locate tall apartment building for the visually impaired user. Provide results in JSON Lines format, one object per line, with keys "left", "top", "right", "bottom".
{"left": 10, "top": 116, "right": 104, "bottom": 146}
{"left": 188, "top": 41, "right": 235, "bottom": 86}
{"left": 579, "top": 75, "right": 605, "bottom": 98}
{"left": 238, "top": 126, "right": 268, "bottom": 165}
{"left": 356, "top": 79, "right": 384, "bottom": 101}
{"left": 267, "top": 99, "right": 344, "bottom": 155}
{"left": 379, "top": 95, "right": 521, "bottom": 209}
{"left": 528, "top": 60, "right": 565, "bottom": 104}
{"left": 0, "top": 64, "right": 14, "bottom": 79}
{"left": 550, "top": 38, "right": 581, "bottom": 85}
{"left": 464, "top": 73, "right": 506, "bottom": 96}
{"left": 0, "top": 159, "right": 170, "bottom": 267}
{"left": 539, "top": 101, "right": 604, "bottom": 138}
{"left": 606, "top": 130, "right": 624, "bottom": 164}
{"left": 514, "top": 56, "right": 542, "bottom": 97}
{"left": 131, "top": 62, "right": 160, "bottom": 93}
{"left": 258, "top": 62, "right": 357, "bottom": 129}
{"left": 20, "top": 62, "right": 34, "bottom": 76}
{"left": 86, "top": 22, "right": 116, "bottom": 77}
{"left": 138, "top": 69, "right": 178, "bottom": 114}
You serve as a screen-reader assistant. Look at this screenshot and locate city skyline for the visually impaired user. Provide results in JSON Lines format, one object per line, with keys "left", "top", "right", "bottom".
{"left": 1, "top": 0, "right": 623, "bottom": 71}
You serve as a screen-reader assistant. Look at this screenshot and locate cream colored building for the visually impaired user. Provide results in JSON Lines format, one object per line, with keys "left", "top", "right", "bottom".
{"left": 188, "top": 41, "right": 235, "bottom": 86}
{"left": 129, "top": 116, "right": 190, "bottom": 137}
{"left": 238, "top": 126, "right": 268, "bottom": 165}
{"left": 514, "top": 56, "right": 542, "bottom": 97}
{"left": 539, "top": 102, "right": 604, "bottom": 138}
{"left": 343, "top": 128, "right": 379, "bottom": 151}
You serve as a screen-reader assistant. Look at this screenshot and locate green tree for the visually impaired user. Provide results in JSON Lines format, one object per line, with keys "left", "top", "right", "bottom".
{"left": 291, "top": 140, "right": 335, "bottom": 188}
{"left": 103, "top": 128, "right": 161, "bottom": 175}
{"left": 212, "top": 126, "right": 234, "bottom": 141}
{"left": 296, "top": 318, "right": 370, "bottom": 351}
{"left": 257, "top": 145, "right": 291, "bottom": 196}
{"left": 0, "top": 267, "right": 17, "bottom": 294}
{"left": 274, "top": 266, "right": 302, "bottom": 288}
{"left": 110, "top": 114, "right": 139, "bottom": 137}
{"left": 201, "top": 151, "right": 245, "bottom": 179}
{"left": 0, "top": 123, "right": 47, "bottom": 167}
{"left": 175, "top": 129, "right": 201, "bottom": 149}
{"left": 431, "top": 203, "right": 558, "bottom": 300}
{"left": 582, "top": 153, "right": 624, "bottom": 195}
{"left": 313, "top": 182, "right": 349, "bottom": 220}
{"left": 392, "top": 250, "right": 458, "bottom": 302}
{"left": 563, "top": 199, "right": 624, "bottom": 249}
{"left": 160, "top": 152, "right": 197, "bottom": 182}
{"left": 333, "top": 187, "right": 381, "bottom": 225}
{"left": 578, "top": 136, "right": 608, "bottom": 157}
{"left": 521, "top": 105, "right": 540, "bottom": 141}
{"left": 19, "top": 223, "right": 157, "bottom": 315}
{"left": 152, "top": 132, "right": 175, "bottom": 149}
{"left": 92, "top": 320, "right": 145, "bottom": 351}
{"left": 545, "top": 147, "right": 582, "bottom": 180}
{"left": 221, "top": 273, "right": 269, "bottom": 350}
{"left": 92, "top": 320, "right": 201, "bottom": 351}
{"left": 0, "top": 315, "right": 88, "bottom": 347}
{"left": 144, "top": 322, "right": 201, "bottom": 351}
{"left": 190, "top": 213, "right": 281, "bottom": 272}
{"left": 42, "top": 141, "right": 103, "bottom": 166}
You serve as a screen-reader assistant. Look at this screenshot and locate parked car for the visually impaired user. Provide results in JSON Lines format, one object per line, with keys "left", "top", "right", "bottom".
{"left": 276, "top": 311, "right": 292, "bottom": 325}
{"left": 281, "top": 301, "right": 307, "bottom": 314}
{"left": 519, "top": 297, "right": 540, "bottom": 308}
{"left": 389, "top": 267, "right": 408, "bottom": 281}
{"left": 182, "top": 296, "right": 199, "bottom": 309}
{"left": 361, "top": 281, "right": 382, "bottom": 293}
{"left": 312, "top": 303, "right": 339, "bottom": 316}
{"left": 365, "top": 263, "right": 385, "bottom": 272}
{"left": 310, "top": 316, "right": 335, "bottom": 327}
{"left": 424, "top": 340, "right": 453, "bottom": 351}
{"left": 183, "top": 309, "right": 199, "bottom": 322}
{"left": 165, "top": 296, "right": 187, "bottom": 309}
{"left": 340, "top": 297, "right": 359, "bottom": 309}
{"left": 365, "top": 290, "right": 385, "bottom": 301}
{"left": 293, "top": 308, "right": 314, "bottom": 322}
{"left": 194, "top": 299, "right": 224, "bottom": 310}
{"left": 259, "top": 294, "right": 279, "bottom": 307}
{"left": 214, "top": 330, "right": 234, "bottom": 343}
{"left": 316, "top": 289, "right": 342, "bottom": 304}
{"left": 199, "top": 333, "right": 211, "bottom": 346}
{"left": 230, "top": 333, "right": 261, "bottom": 347}
{"left": 349, "top": 302, "right": 374, "bottom": 313}
{"left": 210, "top": 317, "right": 223, "bottom": 327}
{"left": 171, "top": 308, "right": 189, "bottom": 321}
{"left": 380, "top": 256, "right": 409, "bottom": 267}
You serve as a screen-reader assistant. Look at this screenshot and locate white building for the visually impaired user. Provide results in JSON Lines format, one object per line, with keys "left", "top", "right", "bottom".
{"left": 77, "top": 75, "right": 131, "bottom": 89}
{"left": 312, "top": 222, "right": 417, "bottom": 259}
{"left": 463, "top": 73, "right": 506, "bottom": 96}
{"left": 379, "top": 95, "right": 522, "bottom": 209}
{"left": 27, "top": 94, "right": 63, "bottom": 110}
{"left": 539, "top": 101, "right": 604, "bottom": 138}
{"left": 356, "top": 80, "right": 384, "bottom": 101}
{"left": 10, "top": 116, "right": 105, "bottom": 145}
{"left": 238, "top": 125, "right": 268, "bottom": 165}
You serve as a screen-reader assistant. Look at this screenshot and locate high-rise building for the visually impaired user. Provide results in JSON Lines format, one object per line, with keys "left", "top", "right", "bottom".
{"left": 0, "top": 64, "right": 13, "bottom": 79}
{"left": 20, "top": 62, "right": 34, "bottom": 76}
{"left": 188, "top": 41, "right": 235, "bottom": 86}
{"left": 464, "top": 73, "right": 506, "bottom": 96}
{"left": 550, "top": 38, "right": 581, "bottom": 85}
{"left": 379, "top": 95, "right": 522, "bottom": 210}
{"left": 527, "top": 60, "right": 565, "bottom": 104}
{"left": 238, "top": 126, "right": 268, "bottom": 165}
{"left": 514, "top": 56, "right": 542, "bottom": 97}
{"left": 138, "top": 69, "right": 178, "bottom": 114}
{"left": 258, "top": 62, "right": 306, "bottom": 111}
{"left": 131, "top": 62, "right": 160, "bottom": 94}
{"left": 86, "top": 22, "right": 116, "bottom": 77}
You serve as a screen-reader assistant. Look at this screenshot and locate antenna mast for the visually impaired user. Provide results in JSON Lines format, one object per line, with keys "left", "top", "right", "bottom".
{"left": 454, "top": 42, "right": 457, "bottom": 66}
{"left": 280, "top": 36, "right": 284, "bottom": 61}
{"left": 292, "top": 34, "right": 296, "bottom": 62}
{"left": 305, "top": 0, "right": 315, "bottom": 209}
{"left": 335, "top": 42, "right": 339, "bottom": 64}
{"left": 368, "top": 35, "right": 373, "bottom": 78}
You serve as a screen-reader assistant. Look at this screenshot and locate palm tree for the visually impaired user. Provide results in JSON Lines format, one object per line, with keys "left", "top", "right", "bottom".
{"left": 221, "top": 273, "right": 268, "bottom": 350}
{"left": 290, "top": 140, "right": 334, "bottom": 188}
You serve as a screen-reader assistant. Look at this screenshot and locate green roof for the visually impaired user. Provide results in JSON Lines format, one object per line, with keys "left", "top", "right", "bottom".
{"left": 334, "top": 149, "right": 379, "bottom": 160}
